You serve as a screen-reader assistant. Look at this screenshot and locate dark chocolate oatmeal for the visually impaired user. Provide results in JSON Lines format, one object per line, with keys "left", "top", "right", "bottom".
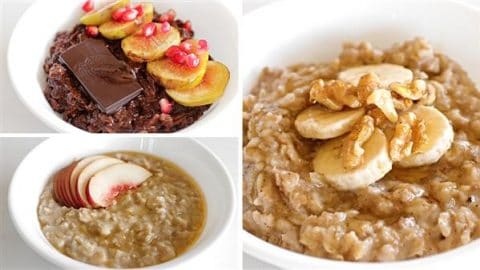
{"left": 43, "top": 17, "right": 210, "bottom": 133}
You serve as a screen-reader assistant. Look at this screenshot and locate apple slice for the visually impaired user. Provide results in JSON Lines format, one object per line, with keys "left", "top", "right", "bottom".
{"left": 53, "top": 164, "right": 69, "bottom": 205}
{"left": 86, "top": 163, "right": 152, "bottom": 207}
{"left": 76, "top": 157, "right": 124, "bottom": 208}
{"left": 69, "top": 155, "right": 106, "bottom": 208}
{"left": 165, "top": 61, "right": 230, "bottom": 106}
{"left": 53, "top": 161, "right": 78, "bottom": 207}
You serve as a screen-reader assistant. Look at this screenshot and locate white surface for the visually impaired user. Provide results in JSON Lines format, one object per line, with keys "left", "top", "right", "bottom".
{"left": 242, "top": 0, "right": 480, "bottom": 269}
{"left": 0, "top": 137, "right": 240, "bottom": 270}
{"left": 1, "top": 0, "right": 240, "bottom": 135}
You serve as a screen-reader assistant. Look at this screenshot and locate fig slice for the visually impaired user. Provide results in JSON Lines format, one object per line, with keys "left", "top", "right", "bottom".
{"left": 147, "top": 40, "right": 209, "bottom": 90}
{"left": 80, "top": 0, "right": 130, "bottom": 26}
{"left": 76, "top": 157, "right": 124, "bottom": 208}
{"left": 86, "top": 163, "right": 152, "bottom": 208}
{"left": 166, "top": 61, "right": 230, "bottom": 107}
{"left": 121, "top": 23, "right": 181, "bottom": 62}
{"left": 99, "top": 2, "right": 154, "bottom": 40}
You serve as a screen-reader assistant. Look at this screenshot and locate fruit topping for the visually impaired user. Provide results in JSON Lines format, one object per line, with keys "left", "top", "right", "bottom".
{"left": 85, "top": 25, "right": 99, "bottom": 37}
{"left": 165, "top": 61, "right": 230, "bottom": 107}
{"left": 121, "top": 8, "right": 139, "bottom": 22}
{"left": 82, "top": 0, "right": 94, "bottom": 13}
{"left": 184, "top": 20, "right": 192, "bottom": 31}
{"left": 198, "top": 39, "right": 208, "bottom": 50}
{"left": 99, "top": 2, "right": 154, "bottom": 40}
{"left": 86, "top": 163, "right": 152, "bottom": 207}
{"left": 185, "top": 53, "right": 200, "bottom": 68}
{"left": 141, "top": 22, "right": 156, "bottom": 37}
{"left": 160, "top": 21, "right": 171, "bottom": 33}
{"left": 80, "top": 0, "right": 129, "bottom": 26}
{"left": 160, "top": 98, "right": 173, "bottom": 114}
{"left": 121, "top": 23, "right": 181, "bottom": 62}
{"left": 147, "top": 39, "right": 209, "bottom": 90}
{"left": 159, "top": 8, "right": 176, "bottom": 22}
{"left": 53, "top": 155, "right": 151, "bottom": 208}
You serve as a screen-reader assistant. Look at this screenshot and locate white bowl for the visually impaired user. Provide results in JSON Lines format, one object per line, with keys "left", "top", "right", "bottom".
{"left": 8, "top": 0, "right": 238, "bottom": 135}
{"left": 243, "top": 0, "right": 480, "bottom": 269}
{"left": 9, "top": 137, "right": 235, "bottom": 269}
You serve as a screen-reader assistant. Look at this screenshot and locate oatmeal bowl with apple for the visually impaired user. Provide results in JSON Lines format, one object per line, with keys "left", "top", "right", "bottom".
{"left": 243, "top": 0, "right": 480, "bottom": 268}
{"left": 8, "top": 0, "right": 237, "bottom": 133}
{"left": 9, "top": 137, "right": 235, "bottom": 269}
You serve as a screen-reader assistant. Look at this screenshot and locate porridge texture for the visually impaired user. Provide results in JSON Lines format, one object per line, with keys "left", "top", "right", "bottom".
{"left": 243, "top": 38, "right": 480, "bottom": 261}
{"left": 38, "top": 152, "right": 206, "bottom": 268}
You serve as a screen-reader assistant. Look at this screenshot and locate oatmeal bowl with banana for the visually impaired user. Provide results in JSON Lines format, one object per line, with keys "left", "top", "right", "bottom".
{"left": 243, "top": 0, "right": 480, "bottom": 268}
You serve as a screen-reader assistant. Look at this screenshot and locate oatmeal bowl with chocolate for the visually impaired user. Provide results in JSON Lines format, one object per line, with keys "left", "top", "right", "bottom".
{"left": 8, "top": 0, "right": 237, "bottom": 133}
{"left": 243, "top": 0, "right": 480, "bottom": 269}
{"left": 9, "top": 137, "right": 235, "bottom": 269}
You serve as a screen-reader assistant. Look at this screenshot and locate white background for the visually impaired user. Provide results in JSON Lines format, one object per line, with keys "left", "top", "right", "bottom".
{"left": 0, "top": 137, "right": 241, "bottom": 269}
{"left": 0, "top": 0, "right": 240, "bottom": 135}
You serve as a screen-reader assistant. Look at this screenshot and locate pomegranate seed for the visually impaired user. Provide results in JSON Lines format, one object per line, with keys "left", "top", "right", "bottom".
{"left": 179, "top": 41, "right": 193, "bottom": 53}
{"left": 160, "top": 21, "right": 171, "bottom": 33}
{"left": 160, "top": 98, "right": 173, "bottom": 114}
{"left": 184, "top": 20, "right": 192, "bottom": 31}
{"left": 135, "top": 5, "right": 144, "bottom": 17}
{"left": 121, "top": 8, "right": 139, "bottom": 22}
{"left": 142, "top": 23, "right": 156, "bottom": 37}
{"left": 159, "top": 13, "right": 169, "bottom": 22}
{"left": 172, "top": 51, "right": 187, "bottom": 64}
{"left": 112, "top": 7, "right": 127, "bottom": 21}
{"left": 166, "top": 9, "right": 176, "bottom": 21}
{"left": 166, "top": 45, "right": 181, "bottom": 58}
{"left": 86, "top": 26, "right": 99, "bottom": 37}
{"left": 82, "top": 0, "right": 94, "bottom": 13}
{"left": 198, "top": 39, "right": 208, "bottom": 50}
{"left": 185, "top": 53, "right": 200, "bottom": 68}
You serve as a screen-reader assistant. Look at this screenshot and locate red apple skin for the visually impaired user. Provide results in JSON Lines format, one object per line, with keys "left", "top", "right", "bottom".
{"left": 58, "top": 161, "right": 79, "bottom": 208}
{"left": 52, "top": 168, "right": 66, "bottom": 205}
{"left": 63, "top": 162, "right": 79, "bottom": 207}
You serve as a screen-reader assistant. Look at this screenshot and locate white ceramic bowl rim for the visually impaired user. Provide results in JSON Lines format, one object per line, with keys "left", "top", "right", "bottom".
{"left": 9, "top": 137, "right": 236, "bottom": 269}
{"left": 7, "top": 0, "right": 238, "bottom": 134}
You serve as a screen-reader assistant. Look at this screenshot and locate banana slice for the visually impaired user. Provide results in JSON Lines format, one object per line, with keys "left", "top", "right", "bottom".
{"left": 295, "top": 106, "right": 365, "bottom": 139}
{"left": 338, "top": 64, "right": 413, "bottom": 87}
{"left": 397, "top": 106, "right": 454, "bottom": 167}
{"left": 313, "top": 128, "right": 392, "bottom": 190}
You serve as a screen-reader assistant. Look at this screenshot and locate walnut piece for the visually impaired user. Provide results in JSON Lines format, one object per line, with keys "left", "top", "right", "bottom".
{"left": 390, "top": 79, "right": 427, "bottom": 100}
{"left": 357, "top": 73, "right": 381, "bottom": 103}
{"left": 309, "top": 79, "right": 361, "bottom": 110}
{"left": 389, "top": 112, "right": 428, "bottom": 161}
{"left": 342, "top": 116, "right": 375, "bottom": 169}
{"left": 366, "top": 88, "right": 398, "bottom": 122}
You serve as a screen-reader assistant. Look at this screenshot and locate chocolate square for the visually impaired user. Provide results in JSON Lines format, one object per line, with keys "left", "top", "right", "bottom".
{"left": 60, "top": 39, "right": 143, "bottom": 114}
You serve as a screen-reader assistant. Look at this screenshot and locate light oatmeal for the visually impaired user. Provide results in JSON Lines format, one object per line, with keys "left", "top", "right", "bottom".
{"left": 243, "top": 38, "right": 480, "bottom": 261}
{"left": 38, "top": 151, "right": 206, "bottom": 268}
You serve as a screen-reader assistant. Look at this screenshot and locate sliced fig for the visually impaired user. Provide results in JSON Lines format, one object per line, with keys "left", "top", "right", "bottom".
{"left": 166, "top": 61, "right": 230, "bottom": 107}
{"left": 147, "top": 48, "right": 209, "bottom": 90}
{"left": 99, "top": 3, "right": 154, "bottom": 40}
{"left": 80, "top": 0, "right": 130, "bottom": 26}
{"left": 121, "top": 23, "right": 181, "bottom": 62}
